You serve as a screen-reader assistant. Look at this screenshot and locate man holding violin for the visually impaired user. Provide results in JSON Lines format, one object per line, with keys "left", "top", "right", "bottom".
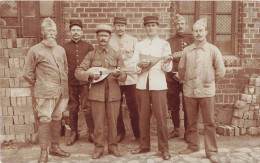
{"left": 75, "top": 24, "right": 127, "bottom": 159}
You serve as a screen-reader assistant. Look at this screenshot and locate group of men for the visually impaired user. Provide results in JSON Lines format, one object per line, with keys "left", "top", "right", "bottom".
{"left": 23, "top": 13, "right": 225, "bottom": 163}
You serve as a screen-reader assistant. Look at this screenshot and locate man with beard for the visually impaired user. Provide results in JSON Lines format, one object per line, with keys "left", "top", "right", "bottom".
{"left": 178, "top": 18, "right": 225, "bottom": 163}
{"left": 131, "top": 16, "right": 172, "bottom": 160}
{"left": 23, "top": 18, "right": 70, "bottom": 163}
{"left": 63, "top": 20, "right": 95, "bottom": 146}
{"left": 75, "top": 24, "right": 127, "bottom": 159}
{"left": 166, "top": 14, "right": 193, "bottom": 139}
{"left": 109, "top": 17, "right": 140, "bottom": 143}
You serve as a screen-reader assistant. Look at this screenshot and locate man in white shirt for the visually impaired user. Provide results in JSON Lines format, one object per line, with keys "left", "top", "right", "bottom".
{"left": 131, "top": 16, "right": 172, "bottom": 160}
{"left": 109, "top": 17, "right": 140, "bottom": 142}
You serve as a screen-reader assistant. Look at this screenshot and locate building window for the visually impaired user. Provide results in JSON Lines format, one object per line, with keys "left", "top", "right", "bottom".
{"left": 177, "top": 1, "right": 239, "bottom": 56}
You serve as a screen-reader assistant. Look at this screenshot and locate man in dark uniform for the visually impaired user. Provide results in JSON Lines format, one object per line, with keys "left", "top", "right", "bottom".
{"left": 63, "top": 20, "right": 95, "bottom": 146}
{"left": 75, "top": 24, "right": 127, "bottom": 159}
{"left": 166, "top": 14, "right": 193, "bottom": 139}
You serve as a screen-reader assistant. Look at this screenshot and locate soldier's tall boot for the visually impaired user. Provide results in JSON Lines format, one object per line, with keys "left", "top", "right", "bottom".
{"left": 38, "top": 122, "right": 50, "bottom": 163}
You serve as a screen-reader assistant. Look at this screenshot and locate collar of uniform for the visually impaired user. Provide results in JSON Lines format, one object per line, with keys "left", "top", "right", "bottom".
{"left": 112, "top": 33, "right": 127, "bottom": 40}
{"left": 97, "top": 45, "right": 112, "bottom": 54}
{"left": 71, "top": 39, "right": 82, "bottom": 43}
{"left": 190, "top": 41, "right": 208, "bottom": 52}
{"left": 145, "top": 36, "right": 160, "bottom": 43}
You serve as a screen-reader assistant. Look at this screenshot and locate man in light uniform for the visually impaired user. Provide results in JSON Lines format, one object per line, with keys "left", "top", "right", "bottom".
{"left": 109, "top": 17, "right": 140, "bottom": 142}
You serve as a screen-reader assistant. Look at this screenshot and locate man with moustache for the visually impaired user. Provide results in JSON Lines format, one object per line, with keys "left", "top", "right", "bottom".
{"left": 178, "top": 18, "right": 225, "bottom": 163}
{"left": 109, "top": 17, "right": 140, "bottom": 142}
{"left": 23, "top": 18, "right": 70, "bottom": 163}
{"left": 131, "top": 16, "right": 172, "bottom": 160}
{"left": 75, "top": 24, "right": 127, "bottom": 159}
{"left": 63, "top": 20, "right": 95, "bottom": 146}
{"left": 166, "top": 14, "right": 193, "bottom": 139}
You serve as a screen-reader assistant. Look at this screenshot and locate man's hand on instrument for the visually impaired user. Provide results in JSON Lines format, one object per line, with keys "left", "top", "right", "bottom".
{"left": 89, "top": 70, "right": 100, "bottom": 80}
{"left": 140, "top": 59, "right": 151, "bottom": 68}
{"left": 164, "top": 55, "right": 173, "bottom": 64}
{"left": 113, "top": 67, "right": 121, "bottom": 76}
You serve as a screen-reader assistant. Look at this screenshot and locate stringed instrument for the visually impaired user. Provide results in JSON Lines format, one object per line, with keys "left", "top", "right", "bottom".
{"left": 86, "top": 66, "right": 138, "bottom": 83}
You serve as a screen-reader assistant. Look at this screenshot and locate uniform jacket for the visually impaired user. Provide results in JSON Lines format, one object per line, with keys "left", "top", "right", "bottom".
{"left": 74, "top": 45, "right": 127, "bottom": 102}
{"left": 63, "top": 40, "right": 94, "bottom": 85}
{"left": 109, "top": 33, "right": 138, "bottom": 85}
{"left": 178, "top": 42, "right": 226, "bottom": 98}
{"left": 166, "top": 34, "right": 193, "bottom": 83}
{"left": 23, "top": 41, "right": 69, "bottom": 98}
{"left": 133, "top": 37, "right": 172, "bottom": 90}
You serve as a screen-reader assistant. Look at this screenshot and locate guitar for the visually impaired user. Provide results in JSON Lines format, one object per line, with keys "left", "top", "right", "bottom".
{"left": 86, "top": 66, "right": 138, "bottom": 84}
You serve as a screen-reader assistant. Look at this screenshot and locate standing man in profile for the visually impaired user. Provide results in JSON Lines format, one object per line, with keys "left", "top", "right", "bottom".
{"left": 178, "top": 18, "right": 225, "bottom": 163}
{"left": 23, "top": 18, "right": 70, "bottom": 163}
{"left": 131, "top": 16, "right": 172, "bottom": 160}
{"left": 109, "top": 17, "right": 140, "bottom": 142}
{"left": 75, "top": 24, "right": 127, "bottom": 159}
{"left": 166, "top": 14, "right": 193, "bottom": 140}
{"left": 63, "top": 20, "right": 95, "bottom": 146}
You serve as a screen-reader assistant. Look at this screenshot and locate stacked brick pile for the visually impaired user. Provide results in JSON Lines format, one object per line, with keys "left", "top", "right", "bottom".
{"left": 217, "top": 74, "right": 260, "bottom": 136}
{"left": 0, "top": 28, "right": 37, "bottom": 143}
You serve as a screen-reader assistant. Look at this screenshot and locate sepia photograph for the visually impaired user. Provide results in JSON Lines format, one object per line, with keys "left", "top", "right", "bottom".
{"left": 0, "top": 0, "right": 260, "bottom": 162}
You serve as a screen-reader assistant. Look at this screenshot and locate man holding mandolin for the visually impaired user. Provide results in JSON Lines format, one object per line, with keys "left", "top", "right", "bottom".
{"left": 74, "top": 24, "right": 127, "bottom": 159}
{"left": 166, "top": 14, "right": 193, "bottom": 140}
{"left": 131, "top": 16, "right": 172, "bottom": 160}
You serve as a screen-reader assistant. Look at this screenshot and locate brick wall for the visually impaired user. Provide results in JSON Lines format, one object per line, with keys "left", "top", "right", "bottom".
{"left": 0, "top": 28, "right": 37, "bottom": 143}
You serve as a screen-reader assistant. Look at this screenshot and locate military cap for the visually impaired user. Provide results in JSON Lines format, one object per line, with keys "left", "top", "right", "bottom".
{"left": 113, "top": 17, "right": 127, "bottom": 24}
{"left": 41, "top": 17, "right": 56, "bottom": 28}
{"left": 143, "top": 16, "right": 159, "bottom": 25}
{"left": 96, "top": 24, "right": 112, "bottom": 34}
{"left": 69, "top": 19, "right": 83, "bottom": 29}
{"left": 173, "top": 14, "right": 186, "bottom": 24}
{"left": 194, "top": 17, "right": 207, "bottom": 27}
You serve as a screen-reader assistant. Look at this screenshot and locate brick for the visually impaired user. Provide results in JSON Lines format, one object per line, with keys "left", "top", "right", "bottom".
{"left": 250, "top": 104, "right": 259, "bottom": 111}
{"left": 2, "top": 107, "right": 8, "bottom": 116}
{"left": 230, "top": 125, "right": 240, "bottom": 136}
{"left": 0, "top": 107, "right": 2, "bottom": 116}
{"left": 256, "top": 95, "right": 260, "bottom": 103}
{"left": 17, "top": 97, "right": 22, "bottom": 106}
{"left": 247, "top": 94, "right": 252, "bottom": 103}
{"left": 0, "top": 68, "right": 4, "bottom": 78}
{"left": 0, "top": 116, "right": 13, "bottom": 125}
{"left": 31, "top": 133, "right": 37, "bottom": 143}
{"left": 255, "top": 87, "right": 260, "bottom": 94}
{"left": 18, "top": 115, "right": 25, "bottom": 124}
{"left": 247, "top": 127, "right": 259, "bottom": 135}
{"left": 14, "top": 77, "right": 19, "bottom": 87}
{"left": 21, "top": 97, "right": 26, "bottom": 106}
{"left": 1, "top": 97, "right": 11, "bottom": 106}
{"left": 1, "top": 29, "right": 17, "bottom": 38}
{"left": 231, "top": 117, "right": 240, "bottom": 126}
{"left": 11, "top": 97, "right": 17, "bottom": 106}
{"left": 248, "top": 111, "right": 254, "bottom": 120}
{"left": 3, "top": 49, "right": 9, "bottom": 57}
{"left": 26, "top": 97, "right": 33, "bottom": 106}
{"left": 252, "top": 95, "right": 257, "bottom": 103}
{"left": 234, "top": 100, "right": 247, "bottom": 110}
{"left": 9, "top": 48, "right": 29, "bottom": 57}
{"left": 24, "top": 115, "right": 30, "bottom": 124}
{"left": 7, "top": 107, "right": 13, "bottom": 116}
{"left": 15, "top": 134, "right": 26, "bottom": 143}
{"left": 215, "top": 107, "right": 233, "bottom": 124}
{"left": 14, "top": 124, "right": 35, "bottom": 134}
{"left": 19, "top": 57, "right": 25, "bottom": 68}
{"left": 226, "top": 125, "right": 234, "bottom": 136}
{"left": 29, "top": 115, "right": 35, "bottom": 124}
{"left": 240, "top": 128, "right": 247, "bottom": 135}
{"left": 4, "top": 68, "right": 10, "bottom": 78}
{"left": 9, "top": 78, "right": 15, "bottom": 88}
{"left": 0, "top": 88, "right": 5, "bottom": 97}
{"left": 9, "top": 125, "right": 14, "bottom": 135}
{"left": 243, "top": 111, "right": 249, "bottom": 119}
{"left": 9, "top": 68, "right": 21, "bottom": 78}
{"left": 25, "top": 134, "right": 31, "bottom": 141}
{"left": 0, "top": 78, "right": 9, "bottom": 88}
{"left": 238, "top": 110, "right": 245, "bottom": 118}
{"left": 0, "top": 39, "right": 7, "bottom": 48}
{"left": 4, "top": 125, "right": 10, "bottom": 135}
{"left": 13, "top": 116, "right": 19, "bottom": 125}
{"left": 0, "top": 125, "right": 5, "bottom": 135}
{"left": 7, "top": 39, "right": 13, "bottom": 48}
{"left": 239, "top": 119, "right": 244, "bottom": 127}
{"left": 13, "top": 106, "right": 34, "bottom": 115}
{"left": 0, "top": 57, "right": 9, "bottom": 68}
{"left": 10, "top": 88, "right": 31, "bottom": 97}
{"left": 254, "top": 110, "right": 259, "bottom": 119}
{"left": 13, "top": 58, "right": 19, "bottom": 68}
{"left": 20, "top": 78, "right": 30, "bottom": 87}
{"left": 5, "top": 88, "right": 11, "bottom": 97}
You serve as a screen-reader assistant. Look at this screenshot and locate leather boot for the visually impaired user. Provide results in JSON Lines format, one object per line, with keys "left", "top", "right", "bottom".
{"left": 38, "top": 148, "right": 48, "bottom": 163}
{"left": 50, "top": 120, "right": 70, "bottom": 157}
{"left": 38, "top": 122, "right": 50, "bottom": 163}
{"left": 49, "top": 144, "right": 70, "bottom": 157}
{"left": 169, "top": 128, "right": 180, "bottom": 138}
{"left": 67, "top": 131, "right": 78, "bottom": 146}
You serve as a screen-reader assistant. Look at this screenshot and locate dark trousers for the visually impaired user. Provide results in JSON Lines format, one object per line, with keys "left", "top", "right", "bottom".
{"left": 117, "top": 85, "right": 140, "bottom": 138}
{"left": 167, "top": 80, "right": 187, "bottom": 130}
{"left": 91, "top": 100, "right": 120, "bottom": 152}
{"left": 136, "top": 89, "right": 169, "bottom": 152}
{"left": 68, "top": 85, "right": 94, "bottom": 133}
{"left": 184, "top": 96, "right": 218, "bottom": 157}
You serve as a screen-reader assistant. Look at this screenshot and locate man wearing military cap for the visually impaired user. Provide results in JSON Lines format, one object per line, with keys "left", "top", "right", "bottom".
{"left": 178, "top": 17, "right": 225, "bottom": 163}
{"left": 131, "top": 15, "right": 172, "bottom": 160}
{"left": 166, "top": 14, "right": 193, "bottom": 140}
{"left": 109, "top": 17, "right": 140, "bottom": 143}
{"left": 63, "top": 19, "right": 95, "bottom": 146}
{"left": 75, "top": 24, "right": 127, "bottom": 159}
{"left": 23, "top": 17, "right": 70, "bottom": 163}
